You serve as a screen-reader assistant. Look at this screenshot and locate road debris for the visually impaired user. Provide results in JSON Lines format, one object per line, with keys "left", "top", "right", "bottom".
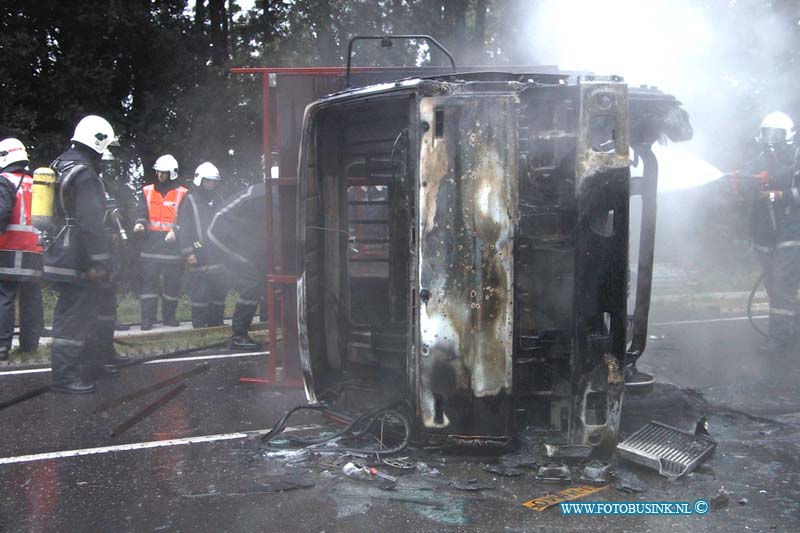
{"left": 482, "top": 463, "right": 524, "bottom": 477}
{"left": 450, "top": 479, "right": 493, "bottom": 492}
{"left": 581, "top": 461, "right": 613, "bottom": 485}
{"left": 613, "top": 470, "right": 647, "bottom": 493}
{"left": 535, "top": 463, "right": 572, "bottom": 483}
{"left": 415, "top": 462, "right": 442, "bottom": 477}
{"left": 543, "top": 444, "right": 592, "bottom": 460}
{"left": 381, "top": 457, "right": 416, "bottom": 470}
{"left": 522, "top": 485, "right": 608, "bottom": 512}
{"left": 342, "top": 462, "right": 398, "bottom": 486}
{"left": 710, "top": 487, "right": 731, "bottom": 511}
{"left": 616, "top": 419, "right": 716, "bottom": 479}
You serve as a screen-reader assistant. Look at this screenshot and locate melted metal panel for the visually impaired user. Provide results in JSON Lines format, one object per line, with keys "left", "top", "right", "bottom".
{"left": 417, "top": 95, "right": 518, "bottom": 431}
{"left": 569, "top": 80, "right": 630, "bottom": 450}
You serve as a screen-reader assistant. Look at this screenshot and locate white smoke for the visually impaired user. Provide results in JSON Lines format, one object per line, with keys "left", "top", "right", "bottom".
{"left": 520, "top": 0, "right": 796, "bottom": 171}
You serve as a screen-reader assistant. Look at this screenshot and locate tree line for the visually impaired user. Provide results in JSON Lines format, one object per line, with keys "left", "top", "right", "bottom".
{"left": 2, "top": 0, "right": 799, "bottom": 198}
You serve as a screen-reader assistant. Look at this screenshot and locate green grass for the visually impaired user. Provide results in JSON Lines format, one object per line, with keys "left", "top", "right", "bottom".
{"left": 39, "top": 288, "right": 243, "bottom": 326}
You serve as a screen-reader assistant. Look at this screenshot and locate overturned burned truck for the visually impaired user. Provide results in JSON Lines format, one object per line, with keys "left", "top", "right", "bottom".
{"left": 295, "top": 59, "right": 692, "bottom": 454}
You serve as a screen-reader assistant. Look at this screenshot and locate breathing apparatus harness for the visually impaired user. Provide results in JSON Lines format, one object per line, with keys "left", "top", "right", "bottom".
{"left": 45, "top": 160, "right": 127, "bottom": 251}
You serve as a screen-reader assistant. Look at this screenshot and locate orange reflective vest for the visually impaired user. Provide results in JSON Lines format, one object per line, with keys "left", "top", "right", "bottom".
{"left": 143, "top": 184, "right": 188, "bottom": 232}
{"left": 0, "top": 172, "right": 43, "bottom": 280}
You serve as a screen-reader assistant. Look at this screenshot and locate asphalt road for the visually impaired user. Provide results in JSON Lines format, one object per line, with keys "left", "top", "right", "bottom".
{"left": 0, "top": 315, "right": 797, "bottom": 532}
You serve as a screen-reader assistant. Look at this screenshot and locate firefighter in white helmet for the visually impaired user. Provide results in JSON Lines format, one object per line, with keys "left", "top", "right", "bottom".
{"left": 133, "top": 154, "right": 188, "bottom": 329}
{"left": 45, "top": 115, "right": 127, "bottom": 393}
{"left": 177, "top": 162, "right": 227, "bottom": 328}
{"left": 0, "top": 138, "right": 43, "bottom": 360}
{"left": 207, "top": 181, "right": 267, "bottom": 351}
{"left": 745, "top": 111, "right": 800, "bottom": 354}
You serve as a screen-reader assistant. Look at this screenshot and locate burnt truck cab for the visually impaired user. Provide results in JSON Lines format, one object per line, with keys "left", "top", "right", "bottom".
{"left": 296, "top": 70, "right": 691, "bottom": 453}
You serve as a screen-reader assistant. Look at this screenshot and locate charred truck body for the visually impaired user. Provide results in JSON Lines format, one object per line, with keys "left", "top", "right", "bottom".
{"left": 296, "top": 68, "right": 692, "bottom": 454}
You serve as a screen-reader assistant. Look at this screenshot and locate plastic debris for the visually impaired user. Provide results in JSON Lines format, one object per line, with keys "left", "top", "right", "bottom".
{"left": 343, "top": 462, "right": 373, "bottom": 481}
{"left": 342, "top": 462, "right": 398, "bottom": 485}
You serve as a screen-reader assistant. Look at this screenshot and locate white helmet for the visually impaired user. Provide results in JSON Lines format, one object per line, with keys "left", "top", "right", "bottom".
{"left": 71, "top": 115, "right": 117, "bottom": 154}
{"left": 0, "top": 138, "right": 29, "bottom": 169}
{"left": 759, "top": 111, "right": 795, "bottom": 145}
{"left": 193, "top": 161, "right": 221, "bottom": 186}
{"left": 153, "top": 154, "right": 179, "bottom": 180}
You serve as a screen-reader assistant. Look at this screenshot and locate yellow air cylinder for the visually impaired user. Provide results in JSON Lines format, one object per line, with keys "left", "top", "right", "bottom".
{"left": 31, "top": 167, "right": 56, "bottom": 230}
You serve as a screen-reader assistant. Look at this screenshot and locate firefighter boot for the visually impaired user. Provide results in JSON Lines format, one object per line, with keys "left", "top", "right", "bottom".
{"left": 80, "top": 339, "right": 119, "bottom": 380}
{"left": 191, "top": 303, "right": 208, "bottom": 329}
{"left": 230, "top": 302, "right": 260, "bottom": 351}
{"left": 208, "top": 303, "right": 225, "bottom": 327}
{"left": 141, "top": 296, "right": 157, "bottom": 330}
{"left": 162, "top": 296, "right": 180, "bottom": 327}
{"left": 51, "top": 339, "right": 96, "bottom": 394}
{"left": 97, "top": 323, "right": 129, "bottom": 366}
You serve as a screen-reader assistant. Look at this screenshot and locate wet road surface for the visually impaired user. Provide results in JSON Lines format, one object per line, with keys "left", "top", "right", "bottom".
{"left": 0, "top": 317, "right": 798, "bottom": 532}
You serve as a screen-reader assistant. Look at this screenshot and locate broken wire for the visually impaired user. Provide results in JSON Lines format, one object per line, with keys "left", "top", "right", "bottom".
{"left": 260, "top": 401, "right": 412, "bottom": 456}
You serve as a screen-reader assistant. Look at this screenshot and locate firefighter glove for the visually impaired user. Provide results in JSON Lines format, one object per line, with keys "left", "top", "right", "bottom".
{"left": 164, "top": 229, "right": 176, "bottom": 243}
{"left": 133, "top": 223, "right": 145, "bottom": 233}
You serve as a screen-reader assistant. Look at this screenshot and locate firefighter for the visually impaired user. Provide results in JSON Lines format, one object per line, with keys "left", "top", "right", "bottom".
{"left": 177, "top": 162, "right": 227, "bottom": 328}
{"left": 133, "top": 154, "right": 188, "bottom": 330}
{"left": 746, "top": 112, "right": 800, "bottom": 354}
{"left": 44, "top": 115, "right": 126, "bottom": 393}
{"left": 0, "top": 138, "right": 43, "bottom": 360}
{"left": 207, "top": 182, "right": 267, "bottom": 350}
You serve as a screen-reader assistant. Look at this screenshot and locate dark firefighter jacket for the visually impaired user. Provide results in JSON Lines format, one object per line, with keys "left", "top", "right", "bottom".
{"left": 135, "top": 180, "right": 187, "bottom": 263}
{"left": 177, "top": 186, "right": 225, "bottom": 268}
{"left": 207, "top": 183, "right": 267, "bottom": 268}
{"left": 44, "top": 144, "right": 112, "bottom": 283}
{"left": 0, "top": 162, "right": 42, "bottom": 281}
{"left": 746, "top": 147, "right": 800, "bottom": 249}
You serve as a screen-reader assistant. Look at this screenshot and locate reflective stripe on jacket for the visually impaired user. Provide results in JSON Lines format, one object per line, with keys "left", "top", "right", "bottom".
{"left": 143, "top": 184, "right": 188, "bottom": 232}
